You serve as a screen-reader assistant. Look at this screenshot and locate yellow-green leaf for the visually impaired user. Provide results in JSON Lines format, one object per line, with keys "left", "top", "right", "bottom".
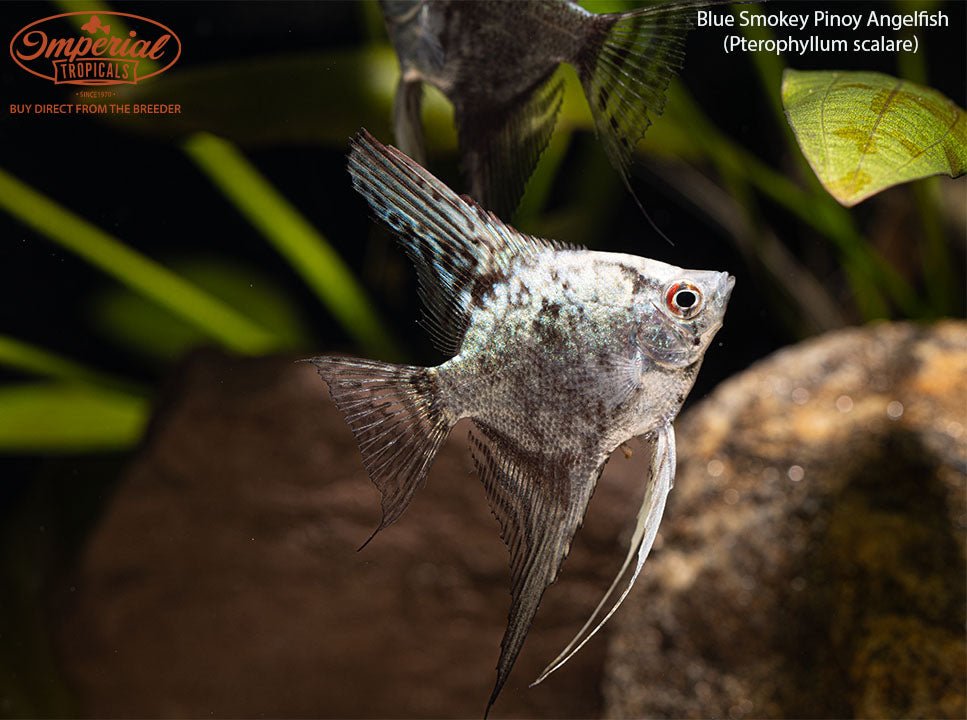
{"left": 0, "top": 168, "right": 283, "bottom": 355}
{"left": 0, "top": 383, "right": 148, "bottom": 453}
{"left": 782, "top": 69, "right": 966, "bottom": 207}
{"left": 90, "top": 257, "right": 311, "bottom": 363}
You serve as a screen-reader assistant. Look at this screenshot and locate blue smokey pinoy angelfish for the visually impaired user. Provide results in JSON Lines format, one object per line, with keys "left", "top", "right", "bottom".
{"left": 309, "top": 130, "right": 733, "bottom": 715}
{"left": 380, "top": 0, "right": 728, "bottom": 219}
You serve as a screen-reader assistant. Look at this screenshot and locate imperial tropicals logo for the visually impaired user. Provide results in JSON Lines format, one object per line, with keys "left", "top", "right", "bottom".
{"left": 10, "top": 11, "right": 181, "bottom": 86}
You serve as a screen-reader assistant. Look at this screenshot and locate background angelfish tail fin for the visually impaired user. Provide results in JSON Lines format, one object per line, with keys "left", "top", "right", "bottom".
{"left": 393, "top": 77, "right": 428, "bottom": 166}
{"left": 457, "top": 70, "right": 566, "bottom": 221}
{"left": 577, "top": 1, "right": 706, "bottom": 188}
{"left": 308, "top": 356, "right": 453, "bottom": 546}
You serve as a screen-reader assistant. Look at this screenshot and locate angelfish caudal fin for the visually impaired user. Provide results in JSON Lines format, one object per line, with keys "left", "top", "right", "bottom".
{"left": 577, "top": 1, "right": 706, "bottom": 189}
{"left": 307, "top": 356, "right": 454, "bottom": 547}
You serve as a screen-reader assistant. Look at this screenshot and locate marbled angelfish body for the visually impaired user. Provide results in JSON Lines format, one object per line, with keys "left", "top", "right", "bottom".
{"left": 442, "top": 250, "right": 728, "bottom": 455}
{"left": 380, "top": 0, "right": 720, "bottom": 219}
{"left": 309, "top": 130, "right": 733, "bottom": 717}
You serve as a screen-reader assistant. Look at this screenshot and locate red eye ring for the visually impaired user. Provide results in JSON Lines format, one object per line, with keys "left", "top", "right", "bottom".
{"left": 665, "top": 280, "right": 703, "bottom": 319}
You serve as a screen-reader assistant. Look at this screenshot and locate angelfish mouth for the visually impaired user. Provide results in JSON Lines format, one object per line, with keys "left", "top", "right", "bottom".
{"left": 720, "top": 273, "right": 736, "bottom": 301}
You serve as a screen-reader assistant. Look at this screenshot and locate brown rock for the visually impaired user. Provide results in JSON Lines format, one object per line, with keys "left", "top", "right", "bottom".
{"left": 56, "top": 349, "right": 652, "bottom": 718}
{"left": 56, "top": 321, "right": 967, "bottom": 718}
{"left": 603, "top": 321, "right": 966, "bottom": 719}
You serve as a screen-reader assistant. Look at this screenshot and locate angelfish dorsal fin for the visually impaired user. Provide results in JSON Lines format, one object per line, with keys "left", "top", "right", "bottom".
{"left": 348, "top": 130, "right": 562, "bottom": 355}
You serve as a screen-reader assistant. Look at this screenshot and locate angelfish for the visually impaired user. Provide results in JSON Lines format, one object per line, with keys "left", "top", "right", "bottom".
{"left": 380, "top": 0, "right": 720, "bottom": 219}
{"left": 308, "top": 130, "right": 734, "bottom": 715}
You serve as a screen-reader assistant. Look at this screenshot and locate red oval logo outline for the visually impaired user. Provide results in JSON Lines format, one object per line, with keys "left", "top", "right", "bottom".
{"left": 9, "top": 11, "right": 182, "bottom": 86}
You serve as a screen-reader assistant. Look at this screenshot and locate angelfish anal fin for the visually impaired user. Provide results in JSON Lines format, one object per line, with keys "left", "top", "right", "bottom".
{"left": 456, "top": 69, "right": 565, "bottom": 222}
{"left": 468, "top": 421, "right": 609, "bottom": 717}
{"left": 532, "top": 423, "right": 676, "bottom": 686}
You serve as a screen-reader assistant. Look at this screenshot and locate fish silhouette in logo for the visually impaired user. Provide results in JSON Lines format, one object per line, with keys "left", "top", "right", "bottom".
{"left": 80, "top": 15, "right": 111, "bottom": 35}
{"left": 380, "top": 0, "right": 730, "bottom": 220}
{"left": 308, "top": 130, "right": 734, "bottom": 715}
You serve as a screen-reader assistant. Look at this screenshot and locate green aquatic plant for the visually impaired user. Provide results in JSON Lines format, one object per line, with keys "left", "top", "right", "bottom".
{"left": 0, "top": 169, "right": 285, "bottom": 356}
{"left": 782, "top": 69, "right": 966, "bottom": 207}
{"left": 183, "top": 132, "right": 400, "bottom": 360}
{"left": 0, "top": 126, "right": 402, "bottom": 451}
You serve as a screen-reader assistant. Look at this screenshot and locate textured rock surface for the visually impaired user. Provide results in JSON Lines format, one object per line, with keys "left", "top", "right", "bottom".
{"left": 55, "top": 349, "right": 650, "bottom": 718}
{"left": 55, "top": 321, "right": 967, "bottom": 718}
{"left": 603, "top": 320, "right": 966, "bottom": 719}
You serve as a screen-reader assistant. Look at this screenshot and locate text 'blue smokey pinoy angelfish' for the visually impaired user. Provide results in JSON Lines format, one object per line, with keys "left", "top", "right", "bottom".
{"left": 381, "top": 0, "right": 729, "bottom": 219}
{"left": 309, "top": 130, "right": 734, "bottom": 716}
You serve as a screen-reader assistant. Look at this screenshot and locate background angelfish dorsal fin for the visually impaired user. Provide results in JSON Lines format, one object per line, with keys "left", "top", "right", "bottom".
{"left": 348, "top": 129, "right": 560, "bottom": 355}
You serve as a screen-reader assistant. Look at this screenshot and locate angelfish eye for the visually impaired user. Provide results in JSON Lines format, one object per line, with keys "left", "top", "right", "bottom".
{"left": 665, "top": 280, "right": 704, "bottom": 319}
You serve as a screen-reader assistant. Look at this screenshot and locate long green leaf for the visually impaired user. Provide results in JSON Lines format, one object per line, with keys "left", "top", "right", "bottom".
{"left": 183, "top": 132, "right": 400, "bottom": 359}
{"left": 0, "top": 383, "right": 147, "bottom": 452}
{"left": 0, "top": 335, "right": 146, "bottom": 395}
{"left": 91, "top": 256, "right": 311, "bottom": 362}
{"left": 782, "top": 69, "right": 967, "bottom": 207}
{"left": 0, "top": 168, "right": 281, "bottom": 354}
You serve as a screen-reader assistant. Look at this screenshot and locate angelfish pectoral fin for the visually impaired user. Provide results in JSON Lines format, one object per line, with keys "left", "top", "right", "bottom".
{"left": 530, "top": 423, "right": 676, "bottom": 687}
